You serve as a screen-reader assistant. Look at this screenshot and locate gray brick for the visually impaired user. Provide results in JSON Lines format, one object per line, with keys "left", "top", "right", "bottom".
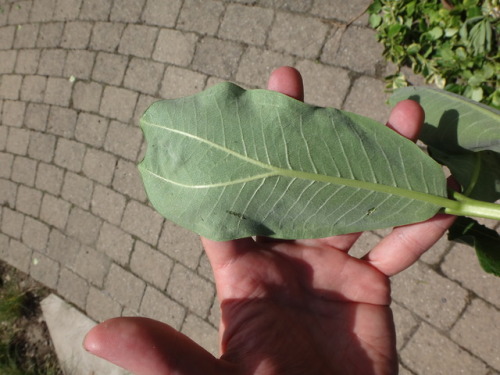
{"left": 343, "top": 76, "right": 390, "bottom": 124}
{"left": 130, "top": 241, "right": 173, "bottom": 289}
{"left": 25, "top": 103, "right": 49, "bottom": 131}
{"left": 347, "top": 231, "right": 381, "bottom": 259}
{"left": 0, "top": 8, "right": 7, "bottom": 27}
{"left": 158, "top": 220, "right": 203, "bottom": 270}
{"left": 451, "top": 299, "right": 500, "bottom": 371}
{"left": 442, "top": 242, "right": 500, "bottom": 307}
{"left": 100, "top": 86, "right": 138, "bottom": 122}
{"left": 269, "top": 12, "right": 329, "bottom": 59}
{"left": 118, "top": 24, "right": 158, "bottom": 58}
{"left": 61, "top": 171, "right": 93, "bottom": 209}
{"left": 20, "top": 75, "right": 46, "bottom": 102}
{"left": 220, "top": 4, "right": 274, "bottom": 45}
{"left": 121, "top": 200, "right": 163, "bottom": 245}
{"left": 47, "top": 229, "right": 80, "bottom": 267}
{"left": 8, "top": 1, "right": 32, "bottom": 24}
{"left": 192, "top": 37, "right": 244, "bottom": 79}
{"left": 72, "top": 81, "right": 102, "bottom": 112}
{"left": 392, "top": 262, "right": 468, "bottom": 330}
{"left": 15, "top": 49, "right": 39, "bottom": 74}
{"left": 0, "top": 50, "right": 16, "bottom": 73}
{"left": 40, "top": 193, "right": 71, "bottom": 230}
{"left": 80, "top": 0, "right": 112, "bottom": 21}
{"left": 141, "top": 0, "right": 181, "bottom": 27}
{"left": 66, "top": 206, "right": 102, "bottom": 245}
{"left": 6, "top": 239, "right": 32, "bottom": 273}
{"left": 0, "top": 74, "right": 22, "bottom": 99}
{"left": 16, "top": 185, "right": 42, "bottom": 217}
{"left": 13, "top": 23, "right": 39, "bottom": 49}
{"left": 167, "top": 263, "right": 215, "bottom": 317}
{"left": 3, "top": 100, "right": 26, "bottom": 127}
{"left": 311, "top": 0, "right": 370, "bottom": 23}
{"left": 60, "top": 21, "right": 92, "bottom": 49}
{"left": 1, "top": 208, "right": 24, "bottom": 239}
{"left": 0, "top": 124, "right": 7, "bottom": 150}
{"left": 92, "top": 51, "right": 128, "bottom": 85}
{"left": 91, "top": 184, "right": 126, "bottom": 225}
{"left": 30, "top": 252, "right": 59, "bottom": 288}
{"left": 97, "top": 222, "right": 133, "bottom": 266}
{"left": 47, "top": 106, "right": 77, "bottom": 138}
{"left": 30, "top": 0, "right": 56, "bottom": 22}
{"left": 159, "top": 66, "right": 206, "bottom": 99}
{"left": 153, "top": 29, "right": 197, "bottom": 66}
{"left": 0, "top": 152, "right": 13, "bottom": 178}
{"left": 124, "top": 57, "right": 164, "bottom": 95}
{"left": 178, "top": 0, "right": 224, "bottom": 35}
{"left": 6, "top": 128, "right": 30, "bottom": 156}
{"left": 54, "top": 138, "right": 86, "bottom": 172}
{"left": 89, "top": 22, "right": 125, "bottom": 52}
{"left": 75, "top": 112, "right": 108, "bottom": 147}
{"left": 322, "top": 26, "right": 384, "bottom": 75}
{"left": 104, "top": 121, "right": 143, "bottom": 160}
{"left": 57, "top": 267, "right": 89, "bottom": 309}
{"left": 391, "top": 302, "right": 420, "bottom": 351}
{"left": 207, "top": 295, "right": 220, "bottom": 327}
{"left": 402, "top": 322, "right": 489, "bottom": 375}
{"left": 74, "top": 245, "right": 110, "bottom": 287}
{"left": 236, "top": 47, "right": 295, "bottom": 88}
{"left": 38, "top": 49, "right": 66, "bottom": 76}
{"left": 0, "top": 179, "right": 17, "bottom": 208}
{"left": 35, "top": 162, "right": 64, "bottom": 195}
{"left": 44, "top": 77, "right": 73, "bottom": 106}
{"left": 419, "top": 235, "right": 451, "bottom": 265}
{"left": 110, "top": 0, "right": 145, "bottom": 22}
{"left": 295, "top": 59, "right": 351, "bottom": 108}
{"left": 112, "top": 159, "right": 147, "bottom": 201}
{"left": 181, "top": 313, "right": 218, "bottom": 356}
{"left": 64, "top": 50, "right": 95, "bottom": 79}
{"left": 54, "top": 0, "right": 82, "bottom": 20}
{"left": 86, "top": 287, "right": 122, "bottom": 322}
{"left": 105, "top": 264, "right": 145, "bottom": 310}
{"left": 140, "top": 286, "right": 185, "bottom": 329}
{"left": 37, "top": 22, "right": 64, "bottom": 48}
{"left": 0, "top": 26, "right": 16, "bottom": 49}
{"left": 0, "top": 234, "right": 8, "bottom": 259}
{"left": 82, "top": 148, "right": 116, "bottom": 186}
{"left": 28, "top": 131, "right": 56, "bottom": 163}
{"left": 11, "top": 156, "right": 37, "bottom": 186}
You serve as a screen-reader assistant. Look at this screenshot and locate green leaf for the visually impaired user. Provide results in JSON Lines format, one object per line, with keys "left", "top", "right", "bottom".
{"left": 390, "top": 87, "right": 500, "bottom": 203}
{"left": 138, "top": 83, "right": 448, "bottom": 241}
{"left": 389, "top": 87, "right": 500, "bottom": 154}
{"left": 449, "top": 217, "right": 500, "bottom": 276}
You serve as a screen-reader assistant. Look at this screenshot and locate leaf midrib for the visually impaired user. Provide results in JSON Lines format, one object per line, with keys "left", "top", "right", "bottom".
{"left": 141, "top": 119, "right": 457, "bottom": 211}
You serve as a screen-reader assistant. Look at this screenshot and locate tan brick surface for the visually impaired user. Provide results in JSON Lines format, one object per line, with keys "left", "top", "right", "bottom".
{"left": 1, "top": 3, "right": 499, "bottom": 372}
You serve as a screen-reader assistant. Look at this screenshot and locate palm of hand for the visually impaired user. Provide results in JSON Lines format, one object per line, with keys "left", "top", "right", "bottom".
{"left": 210, "top": 238, "right": 396, "bottom": 375}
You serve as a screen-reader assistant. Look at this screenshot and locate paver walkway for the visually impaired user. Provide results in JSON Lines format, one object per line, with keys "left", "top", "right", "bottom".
{"left": 1, "top": 0, "right": 500, "bottom": 374}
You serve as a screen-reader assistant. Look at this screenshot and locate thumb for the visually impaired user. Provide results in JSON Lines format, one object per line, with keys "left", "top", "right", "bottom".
{"left": 84, "top": 317, "right": 234, "bottom": 375}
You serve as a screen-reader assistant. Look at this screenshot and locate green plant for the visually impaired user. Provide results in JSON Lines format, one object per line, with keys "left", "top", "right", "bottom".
{"left": 138, "top": 82, "right": 500, "bottom": 275}
{"left": 368, "top": 0, "right": 500, "bottom": 109}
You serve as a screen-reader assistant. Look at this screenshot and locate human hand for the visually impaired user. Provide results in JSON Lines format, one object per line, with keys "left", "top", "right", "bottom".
{"left": 84, "top": 67, "right": 456, "bottom": 375}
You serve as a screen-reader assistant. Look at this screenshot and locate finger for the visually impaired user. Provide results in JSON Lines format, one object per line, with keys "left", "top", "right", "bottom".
{"left": 84, "top": 317, "right": 234, "bottom": 375}
{"left": 267, "top": 66, "right": 304, "bottom": 101}
{"left": 362, "top": 213, "right": 456, "bottom": 276}
{"left": 386, "top": 99, "right": 425, "bottom": 142}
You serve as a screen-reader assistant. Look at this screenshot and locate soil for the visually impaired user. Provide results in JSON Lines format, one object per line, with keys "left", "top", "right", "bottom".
{"left": 0, "top": 261, "right": 63, "bottom": 375}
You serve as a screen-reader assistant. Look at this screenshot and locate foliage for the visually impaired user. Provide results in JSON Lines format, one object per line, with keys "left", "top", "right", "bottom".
{"left": 368, "top": 0, "right": 500, "bottom": 109}
{"left": 138, "top": 83, "right": 500, "bottom": 274}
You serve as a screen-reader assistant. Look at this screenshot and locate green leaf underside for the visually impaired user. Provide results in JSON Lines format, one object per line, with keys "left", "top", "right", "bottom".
{"left": 139, "top": 83, "right": 448, "bottom": 241}
{"left": 449, "top": 217, "right": 500, "bottom": 277}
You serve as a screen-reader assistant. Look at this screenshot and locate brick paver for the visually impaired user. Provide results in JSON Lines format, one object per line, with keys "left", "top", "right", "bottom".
{"left": 1, "top": 1, "right": 499, "bottom": 374}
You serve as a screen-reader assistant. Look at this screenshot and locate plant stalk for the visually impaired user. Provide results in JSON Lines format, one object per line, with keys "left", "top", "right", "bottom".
{"left": 445, "top": 191, "right": 500, "bottom": 220}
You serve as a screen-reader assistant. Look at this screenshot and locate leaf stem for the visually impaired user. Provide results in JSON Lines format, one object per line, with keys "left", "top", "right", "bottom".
{"left": 463, "top": 152, "right": 481, "bottom": 196}
{"left": 445, "top": 191, "right": 500, "bottom": 220}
